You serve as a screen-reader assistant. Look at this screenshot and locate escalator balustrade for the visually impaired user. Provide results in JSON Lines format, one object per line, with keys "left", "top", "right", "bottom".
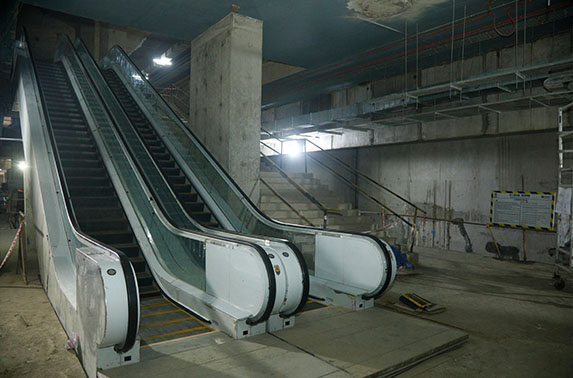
{"left": 102, "top": 69, "right": 220, "bottom": 229}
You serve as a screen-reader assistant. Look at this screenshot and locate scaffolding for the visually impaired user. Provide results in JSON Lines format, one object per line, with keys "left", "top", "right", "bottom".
{"left": 555, "top": 101, "right": 573, "bottom": 290}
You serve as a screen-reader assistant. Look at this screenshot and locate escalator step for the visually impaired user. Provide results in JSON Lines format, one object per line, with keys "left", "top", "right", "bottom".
{"left": 148, "top": 145, "right": 166, "bottom": 154}
{"left": 128, "top": 256, "right": 147, "bottom": 272}
{"left": 46, "top": 111, "right": 83, "bottom": 119}
{"left": 178, "top": 193, "right": 198, "bottom": 203}
{"left": 56, "top": 143, "right": 96, "bottom": 153}
{"left": 183, "top": 202, "right": 203, "bottom": 213}
{"left": 143, "top": 137, "right": 160, "bottom": 145}
{"left": 75, "top": 206, "right": 124, "bottom": 220}
{"left": 64, "top": 167, "right": 106, "bottom": 177}
{"left": 145, "top": 139, "right": 162, "bottom": 148}
{"left": 41, "top": 92, "right": 76, "bottom": 100}
{"left": 172, "top": 184, "right": 192, "bottom": 193}
{"left": 161, "top": 167, "right": 180, "bottom": 176}
{"left": 59, "top": 150, "right": 99, "bottom": 159}
{"left": 88, "top": 229, "right": 134, "bottom": 244}
{"left": 56, "top": 135, "right": 92, "bottom": 145}
{"left": 136, "top": 272, "right": 154, "bottom": 287}
{"left": 156, "top": 159, "right": 175, "bottom": 168}
{"left": 80, "top": 218, "right": 130, "bottom": 232}
{"left": 138, "top": 128, "right": 155, "bottom": 136}
{"left": 39, "top": 81, "right": 72, "bottom": 87}
{"left": 53, "top": 129, "right": 90, "bottom": 138}
{"left": 109, "top": 242, "right": 141, "bottom": 258}
{"left": 60, "top": 158, "right": 101, "bottom": 169}
{"left": 153, "top": 152, "right": 170, "bottom": 160}
{"left": 71, "top": 195, "right": 117, "bottom": 207}
{"left": 139, "top": 285, "right": 161, "bottom": 298}
{"left": 50, "top": 120, "right": 86, "bottom": 128}
{"left": 191, "top": 212, "right": 212, "bottom": 222}
{"left": 66, "top": 176, "right": 111, "bottom": 187}
{"left": 166, "top": 175, "right": 186, "bottom": 185}
{"left": 68, "top": 185, "right": 116, "bottom": 197}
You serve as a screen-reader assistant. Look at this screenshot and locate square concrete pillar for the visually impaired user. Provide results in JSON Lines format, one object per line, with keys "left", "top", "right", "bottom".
{"left": 190, "top": 13, "right": 262, "bottom": 203}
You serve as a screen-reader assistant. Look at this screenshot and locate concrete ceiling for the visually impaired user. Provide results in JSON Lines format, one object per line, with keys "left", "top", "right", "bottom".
{"left": 20, "top": 0, "right": 496, "bottom": 69}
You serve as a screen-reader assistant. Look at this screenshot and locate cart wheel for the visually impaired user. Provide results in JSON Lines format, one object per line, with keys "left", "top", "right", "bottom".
{"left": 554, "top": 277, "right": 565, "bottom": 290}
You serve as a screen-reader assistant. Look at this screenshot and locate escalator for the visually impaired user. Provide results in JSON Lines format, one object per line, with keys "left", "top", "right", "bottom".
{"left": 102, "top": 69, "right": 220, "bottom": 229}
{"left": 34, "top": 61, "right": 155, "bottom": 296}
{"left": 97, "top": 45, "right": 396, "bottom": 311}
{"left": 33, "top": 60, "right": 211, "bottom": 345}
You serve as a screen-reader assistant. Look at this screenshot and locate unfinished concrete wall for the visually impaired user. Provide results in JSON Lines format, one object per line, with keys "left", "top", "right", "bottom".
{"left": 261, "top": 31, "right": 572, "bottom": 148}
{"left": 324, "top": 131, "right": 557, "bottom": 263}
{"left": 262, "top": 61, "right": 305, "bottom": 85}
{"left": 20, "top": 5, "right": 147, "bottom": 62}
{"left": 190, "top": 13, "right": 263, "bottom": 202}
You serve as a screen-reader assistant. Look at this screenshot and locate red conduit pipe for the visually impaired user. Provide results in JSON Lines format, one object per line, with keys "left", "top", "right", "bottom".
{"left": 267, "top": 0, "right": 565, "bottom": 98}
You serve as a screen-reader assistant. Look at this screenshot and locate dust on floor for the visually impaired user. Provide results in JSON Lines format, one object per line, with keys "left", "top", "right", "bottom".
{"left": 0, "top": 215, "right": 85, "bottom": 378}
{"left": 379, "top": 246, "right": 573, "bottom": 377}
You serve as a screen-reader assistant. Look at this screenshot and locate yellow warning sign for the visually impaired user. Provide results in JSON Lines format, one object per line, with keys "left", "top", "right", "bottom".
{"left": 490, "top": 191, "right": 555, "bottom": 231}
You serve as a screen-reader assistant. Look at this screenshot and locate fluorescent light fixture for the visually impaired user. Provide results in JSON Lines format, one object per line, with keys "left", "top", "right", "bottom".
{"left": 17, "top": 161, "right": 27, "bottom": 171}
{"left": 153, "top": 53, "right": 172, "bottom": 66}
{"left": 283, "top": 140, "right": 302, "bottom": 157}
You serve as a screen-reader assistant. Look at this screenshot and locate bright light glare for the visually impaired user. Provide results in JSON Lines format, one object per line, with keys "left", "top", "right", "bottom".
{"left": 153, "top": 53, "right": 172, "bottom": 66}
{"left": 17, "top": 161, "right": 28, "bottom": 171}
{"left": 283, "top": 140, "right": 302, "bottom": 156}
{"left": 132, "top": 74, "right": 143, "bottom": 81}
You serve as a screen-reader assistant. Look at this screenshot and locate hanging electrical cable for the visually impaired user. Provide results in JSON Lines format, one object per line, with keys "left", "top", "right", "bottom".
{"left": 488, "top": 0, "right": 517, "bottom": 37}
{"left": 488, "top": 0, "right": 536, "bottom": 38}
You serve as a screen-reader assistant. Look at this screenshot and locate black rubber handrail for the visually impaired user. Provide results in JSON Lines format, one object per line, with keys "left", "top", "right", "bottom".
{"left": 74, "top": 37, "right": 278, "bottom": 325}
{"left": 22, "top": 29, "right": 138, "bottom": 353}
{"left": 260, "top": 150, "right": 342, "bottom": 218}
{"left": 260, "top": 178, "right": 315, "bottom": 227}
{"left": 261, "top": 127, "right": 426, "bottom": 215}
{"left": 299, "top": 135, "right": 426, "bottom": 214}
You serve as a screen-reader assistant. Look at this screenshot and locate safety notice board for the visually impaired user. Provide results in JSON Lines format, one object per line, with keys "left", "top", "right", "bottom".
{"left": 490, "top": 191, "right": 555, "bottom": 231}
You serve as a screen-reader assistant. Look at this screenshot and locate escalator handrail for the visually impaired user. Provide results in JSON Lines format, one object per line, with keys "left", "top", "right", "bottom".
{"left": 107, "top": 46, "right": 367, "bottom": 234}
{"left": 22, "top": 29, "right": 139, "bottom": 353}
{"left": 89, "top": 47, "right": 309, "bottom": 317}
{"left": 70, "top": 37, "right": 277, "bottom": 325}
{"left": 106, "top": 45, "right": 393, "bottom": 299}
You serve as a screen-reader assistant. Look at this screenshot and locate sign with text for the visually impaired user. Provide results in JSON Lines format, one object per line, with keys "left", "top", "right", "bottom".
{"left": 490, "top": 191, "right": 555, "bottom": 231}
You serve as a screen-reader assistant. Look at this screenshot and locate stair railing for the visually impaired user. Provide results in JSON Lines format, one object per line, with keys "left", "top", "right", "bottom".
{"left": 260, "top": 150, "right": 342, "bottom": 229}
{"left": 260, "top": 177, "right": 316, "bottom": 227}
{"left": 158, "top": 86, "right": 190, "bottom": 122}
{"left": 261, "top": 130, "right": 426, "bottom": 250}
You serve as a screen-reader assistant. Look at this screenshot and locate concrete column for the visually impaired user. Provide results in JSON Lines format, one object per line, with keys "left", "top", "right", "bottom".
{"left": 189, "top": 12, "right": 262, "bottom": 203}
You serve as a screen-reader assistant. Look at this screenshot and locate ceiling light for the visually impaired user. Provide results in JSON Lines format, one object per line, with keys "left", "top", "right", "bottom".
{"left": 283, "top": 140, "right": 302, "bottom": 157}
{"left": 132, "top": 74, "right": 143, "bottom": 81}
{"left": 17, "top": 161, "right": 27, "bottom": 171}
{"left": 153, "top": 54, "right": 172, "bottom": 66}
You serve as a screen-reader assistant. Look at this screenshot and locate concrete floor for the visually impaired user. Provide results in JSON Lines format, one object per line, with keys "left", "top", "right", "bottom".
{"left": 1, "top": 214, "right": 572, "bottom": 376}
{"left": 104, "top": 301, "right": 466, "bottom": 377}
{"left": 382, "top": 247, "right": 573, "bottom": 377}
{"left": 0, "top": 214, "right": 85, "bottom": 378}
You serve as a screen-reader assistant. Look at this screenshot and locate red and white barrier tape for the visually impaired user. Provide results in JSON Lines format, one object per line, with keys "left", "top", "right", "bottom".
{"left": 0, "top": 222, "right": 24, "bottom": 271}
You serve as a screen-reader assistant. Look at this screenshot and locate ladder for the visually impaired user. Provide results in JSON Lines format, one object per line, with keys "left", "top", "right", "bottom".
{"left": 555, "top": 102, "right": 573, "bottom": 290}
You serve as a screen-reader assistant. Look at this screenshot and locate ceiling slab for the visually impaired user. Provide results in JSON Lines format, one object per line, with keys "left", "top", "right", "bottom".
{"left": 22, "top": 0, "right": 487, "bottom": 68}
